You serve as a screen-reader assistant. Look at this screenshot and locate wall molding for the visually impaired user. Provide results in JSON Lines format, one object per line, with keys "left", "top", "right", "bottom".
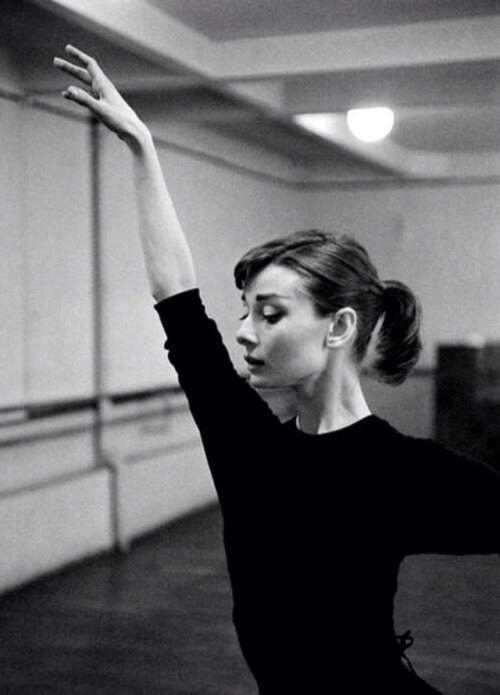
{"left": 153, "top": 135, "right": 300, "bottom": 189}
{"left": 299, "top": 175, "right": 500, "bottom": 192}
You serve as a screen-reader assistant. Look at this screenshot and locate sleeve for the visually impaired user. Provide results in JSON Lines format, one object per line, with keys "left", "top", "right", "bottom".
{"left": 154, "top": 289, "right": 281, "bottom": 487}
{"left": 400, "top": 436, "right": 500, "bottom": 556}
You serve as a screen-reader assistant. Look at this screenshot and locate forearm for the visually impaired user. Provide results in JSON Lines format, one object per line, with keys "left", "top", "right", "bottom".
{"left": 127, "top": 125, "right": 197, "bottom": 302}
{"left": 54, "top": 45, "right": 197, "bottom": 302}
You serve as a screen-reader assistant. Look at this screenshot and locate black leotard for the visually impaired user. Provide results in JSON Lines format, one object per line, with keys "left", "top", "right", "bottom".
{"left": 155, "top": 288, "right": 500, "bottom": 693}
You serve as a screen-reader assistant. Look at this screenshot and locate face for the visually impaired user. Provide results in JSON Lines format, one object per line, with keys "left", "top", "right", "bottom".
{"left": 236, "top": 264, "right": 334, "bottom": 389}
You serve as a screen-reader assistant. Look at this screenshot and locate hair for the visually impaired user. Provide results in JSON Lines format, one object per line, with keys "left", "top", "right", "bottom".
{"left": 234, "top": 229, "right": 422, "bottom": 385}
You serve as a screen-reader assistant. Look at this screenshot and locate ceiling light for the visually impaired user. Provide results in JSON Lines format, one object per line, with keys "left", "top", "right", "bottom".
{"left": 346, "top": 107, "right": 394, "bottom": 143}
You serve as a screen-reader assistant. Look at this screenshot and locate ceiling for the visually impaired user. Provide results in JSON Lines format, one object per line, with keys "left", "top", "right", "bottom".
{"left": 3, "top": 0, "right": 500, "bottom": 182}
{"left": 147, "top": 0, "right": 500, "bottom": 41}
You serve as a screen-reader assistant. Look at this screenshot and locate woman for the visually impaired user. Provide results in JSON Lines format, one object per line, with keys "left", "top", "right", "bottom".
{"left": 55, "top": 46, "right": 499, "bottom": 694}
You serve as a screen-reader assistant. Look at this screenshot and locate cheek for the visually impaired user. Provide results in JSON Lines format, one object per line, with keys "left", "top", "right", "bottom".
{"left": 267, "top": 327, "right": 325, "bottom": 372}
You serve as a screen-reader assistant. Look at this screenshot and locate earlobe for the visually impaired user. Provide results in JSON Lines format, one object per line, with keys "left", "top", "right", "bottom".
{"left": 326, "top": 319, "right": 340, "bottom": 348}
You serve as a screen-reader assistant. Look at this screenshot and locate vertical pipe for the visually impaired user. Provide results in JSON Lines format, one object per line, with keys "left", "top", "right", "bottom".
{"left": 90, "top": 117, "right": 104, "bottom": 465}
{"left": 90, "top": 119, "right": 128, "bottom": 551}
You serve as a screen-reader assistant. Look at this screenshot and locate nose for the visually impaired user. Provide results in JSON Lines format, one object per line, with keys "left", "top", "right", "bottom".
{"left": 236, "top": 316, "right": 258, "bottom": 347}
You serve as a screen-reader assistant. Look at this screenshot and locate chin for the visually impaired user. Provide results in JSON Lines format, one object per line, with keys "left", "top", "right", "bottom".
{"left": 248, "top": 373, "right": 269, "bottom": 388}
{"left": 248, "top": 372, "right": 284, "bottom": 390}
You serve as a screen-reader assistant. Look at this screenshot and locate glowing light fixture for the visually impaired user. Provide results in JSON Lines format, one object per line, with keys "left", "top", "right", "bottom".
{"left": 346, "top": 107, "right": 394, "bottom": 143}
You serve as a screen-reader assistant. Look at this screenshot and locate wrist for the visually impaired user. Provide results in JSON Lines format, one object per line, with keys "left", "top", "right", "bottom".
{"left": 121, "top": 120, "right": 153, "bottom": 153}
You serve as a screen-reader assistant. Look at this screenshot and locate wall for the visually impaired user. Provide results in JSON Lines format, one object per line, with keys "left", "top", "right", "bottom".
{"left": 290, "top": 180, "right": 500, "bottom": 435}
{"left": 0, "top": 93, "right": 93, "bottom": 409}
{"left": 0, "top": 96, "right": 24, "bottom": 406}
{"left": 299, "top": 183, "right": 500, "bottom": 368}
{"left": 98, "top": 119, "right": 306, "bottom": 391}
{"left": 0, "top": 59, "right": 307, "bottom": 593}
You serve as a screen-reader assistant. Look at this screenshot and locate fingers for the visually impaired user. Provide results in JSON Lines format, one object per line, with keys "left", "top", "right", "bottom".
{"left": 62, "top": 85, "right": 100, "bottom": 112}
{"left": 64, "top": 44, "right": 104, "bottom": 81}
{"left": 55, "top": 46, "right": 127, "bottom": 129}
{"left": 53, "top": 57, "right": 92, "bottom": 86}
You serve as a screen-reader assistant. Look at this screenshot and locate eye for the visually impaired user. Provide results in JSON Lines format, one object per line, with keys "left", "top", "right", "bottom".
{"left": 238, "top": 313, "right": 249, "bottom": 322}
{"left": 262, "top": 312, "right": 283, "bottom": 324}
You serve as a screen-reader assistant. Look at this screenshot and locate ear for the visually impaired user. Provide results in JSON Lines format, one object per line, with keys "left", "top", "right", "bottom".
{"left": 326, "top": 308, "right": 357, "bottom": 349}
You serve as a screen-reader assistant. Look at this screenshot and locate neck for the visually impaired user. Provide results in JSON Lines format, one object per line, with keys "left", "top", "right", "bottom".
{"left": 294, "top": 360, "right": 370, "bottom": 435}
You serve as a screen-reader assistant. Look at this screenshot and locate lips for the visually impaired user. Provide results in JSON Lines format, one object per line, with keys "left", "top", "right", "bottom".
{"left": 244, "top": 355, "right": 265, "bottom": 367}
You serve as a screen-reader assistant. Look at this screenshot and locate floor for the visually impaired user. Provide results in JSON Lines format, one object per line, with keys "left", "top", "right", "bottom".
{"left": 0, "top": 505, "right": 498, "bottom": 694}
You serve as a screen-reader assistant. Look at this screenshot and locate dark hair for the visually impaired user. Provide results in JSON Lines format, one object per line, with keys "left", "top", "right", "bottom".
{"left": 234, "top": 229, "right": 422, "bottom": 385}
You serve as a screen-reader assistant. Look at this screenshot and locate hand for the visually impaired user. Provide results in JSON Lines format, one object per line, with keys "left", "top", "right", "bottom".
{"left": 54, "top": 45, "right": 147, "bottom": 144}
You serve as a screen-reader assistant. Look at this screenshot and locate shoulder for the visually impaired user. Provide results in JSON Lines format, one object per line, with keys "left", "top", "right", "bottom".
{"left": 375, "top": 416, "right": 500, "bottom": 488}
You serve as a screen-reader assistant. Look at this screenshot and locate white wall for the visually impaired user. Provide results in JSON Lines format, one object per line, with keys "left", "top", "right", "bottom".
{"left": 299, "top": 183, "right": 500, "bottom": 368}
{"left": 0, "top": 98, "right": 24, "bottom": 407}
{"left": 0, "top": 470, "right": 113, "bottom": 594}
{"left": 0, "top": 71, "right": 307, "bottom": 593}
{"left": 23, "top": 108, "right": 94, "bottom": 402}
{"left": 0, "top": 79, "right": 306, "bottom": 406}
{"left": 0, "top": 99, "right": 93, "bottom": 408}
{"left": 99, "top": 120, "right": 306, "bottom": 392}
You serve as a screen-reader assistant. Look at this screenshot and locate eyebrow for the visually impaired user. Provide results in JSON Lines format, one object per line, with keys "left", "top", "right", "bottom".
{"left": 241, "top": 292, "right": 290, "bottom": 302}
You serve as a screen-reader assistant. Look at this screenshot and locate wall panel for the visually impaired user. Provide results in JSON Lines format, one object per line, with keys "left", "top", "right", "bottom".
{"left": 117, "top": 445, "right": 216, "bottom": 544}
{"left": 24, "top": 109, "right": 94, "bottom": 403}
{"left": 0, "top": 470, "right": 113, "bottom": 594}
{"left": 99, "top": 132, "right": 177, "bottom": 394}
{"left": 0, "top": 99, "right": 25, "bottom": 408}
{"left": 99, "top": 126, "right": 305, "bottom": 394}
{"left": 301, "top": 184, "right": 500, "bottom": 367}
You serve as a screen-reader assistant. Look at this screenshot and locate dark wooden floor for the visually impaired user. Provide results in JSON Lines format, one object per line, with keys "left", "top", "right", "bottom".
{"left": 0, "top": 507, "right": 254, "bottom": 695}
{"left": 0, "top": 505, "right": 498, "bottom": 694}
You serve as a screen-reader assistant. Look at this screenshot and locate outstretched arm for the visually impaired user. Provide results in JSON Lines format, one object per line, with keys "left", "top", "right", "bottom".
{"left": 54, "top": 44, "right": 196, "bottom": 301}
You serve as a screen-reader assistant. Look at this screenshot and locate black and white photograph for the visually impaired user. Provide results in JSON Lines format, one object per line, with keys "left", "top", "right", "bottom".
{"left": 0, "top": 1, "right": 499, "bottom": 693}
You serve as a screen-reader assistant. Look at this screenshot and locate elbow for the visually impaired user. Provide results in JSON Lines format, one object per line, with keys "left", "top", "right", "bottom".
{"left": 151, "top": 274, "right": 198, "bottom": 303}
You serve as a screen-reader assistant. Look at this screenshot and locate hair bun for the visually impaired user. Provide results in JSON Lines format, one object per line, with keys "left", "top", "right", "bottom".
{"left": 373, "top": 280, "right": 422, "bottom": 384}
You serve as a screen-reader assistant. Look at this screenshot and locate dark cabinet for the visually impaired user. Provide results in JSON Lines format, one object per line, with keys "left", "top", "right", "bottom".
{"left": 436, "top": 344, "right": 500, "bottom": 469}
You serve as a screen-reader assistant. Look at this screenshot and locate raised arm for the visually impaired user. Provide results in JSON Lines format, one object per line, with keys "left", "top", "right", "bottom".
{"left": 54, "top": 44, "right": 196, "bottom": 301}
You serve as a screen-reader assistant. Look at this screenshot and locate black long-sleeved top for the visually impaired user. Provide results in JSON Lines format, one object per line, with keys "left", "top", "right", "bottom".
{"left": 155, "top": 288, "right": 500, "bottom": 693}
